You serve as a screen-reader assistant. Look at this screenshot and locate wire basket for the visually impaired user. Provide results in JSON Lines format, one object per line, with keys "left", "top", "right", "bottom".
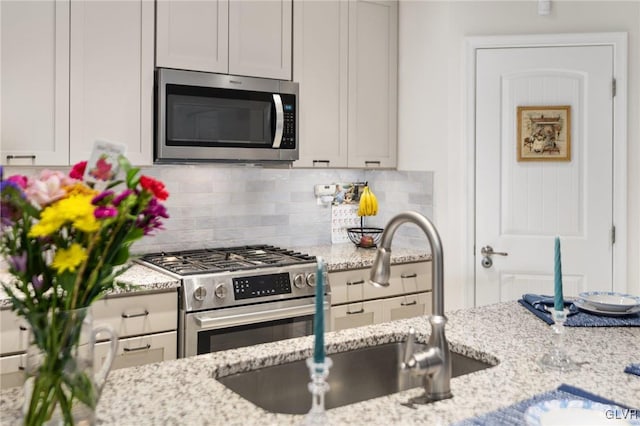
{"left": 346, "top": 227, "right": 384, "bottom": 249}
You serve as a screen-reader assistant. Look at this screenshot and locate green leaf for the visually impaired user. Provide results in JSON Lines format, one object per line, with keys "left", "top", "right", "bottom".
{"left": 112, "top": 246, "right": 130, "bottom": 266}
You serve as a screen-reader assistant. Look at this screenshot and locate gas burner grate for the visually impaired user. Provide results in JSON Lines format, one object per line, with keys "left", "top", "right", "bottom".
{"left": 139, "top": 245, "right": 316, "bottom": 276}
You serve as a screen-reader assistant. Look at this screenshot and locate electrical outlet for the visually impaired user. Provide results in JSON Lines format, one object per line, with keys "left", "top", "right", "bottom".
{"left": 314, "top": 184, "right": 336, "bottom": 197}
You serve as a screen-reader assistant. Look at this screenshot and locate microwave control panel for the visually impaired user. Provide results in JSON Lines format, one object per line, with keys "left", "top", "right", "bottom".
{"left": 281, "top": 93, "right": 296, "bottom": 149}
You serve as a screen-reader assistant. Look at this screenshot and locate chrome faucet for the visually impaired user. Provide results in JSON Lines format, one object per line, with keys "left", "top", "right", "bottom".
{"left": 369, "top": 211, "right": 452, "bottom": 403}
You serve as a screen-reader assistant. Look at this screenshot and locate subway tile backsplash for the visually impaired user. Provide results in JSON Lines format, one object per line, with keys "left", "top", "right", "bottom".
{"left": 4, "top": 164, "right": 433, "bottom": 253}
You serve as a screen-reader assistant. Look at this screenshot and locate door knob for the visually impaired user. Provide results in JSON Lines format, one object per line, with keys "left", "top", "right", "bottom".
{"left": 480, "top": 245, "right": 508, "bottom": 257}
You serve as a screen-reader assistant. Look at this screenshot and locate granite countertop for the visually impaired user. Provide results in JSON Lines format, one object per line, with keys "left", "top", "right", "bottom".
{"left": 296, "top": 243, "right": 430, "bottom": 272}
{"left": 0, "top": 263, "right": 181, "bottom": 309}
{"left": 1, "top": 302, "right": 638, "bottom": 424}
{"left": 0, "top": 244, "right": 428, "bottom": 308}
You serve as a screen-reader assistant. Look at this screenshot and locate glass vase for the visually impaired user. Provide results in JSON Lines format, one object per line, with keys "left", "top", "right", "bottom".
{"left": 22, "top": 307, "right": 118, "bottom": 425}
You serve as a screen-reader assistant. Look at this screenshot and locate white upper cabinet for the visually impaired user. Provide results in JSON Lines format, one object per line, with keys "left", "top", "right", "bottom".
{"left": 293, "top": 0, "right": 397, "bottom": 169}
{"left": 1, "top": 0, "right": 69, "bottom": 166}
{"left": 293, "top": 0, "right": 348, "bottom": 168}
{"left": 70, "top": 0, "right": 154, "bottom": 165}
{"left": 0, "top": 0, "right": 154, "bottom": 166}
{"left": 228, "top": 0, "right": 292, "bottom": 80}
{"left": 156, "top": 0, "right": 292, "bottom": 80}
{"left": 347, "top": 0, "right": 397, "bottom": 168}
{"left": 156, "top": 0, "right": 229, "bottom": 74}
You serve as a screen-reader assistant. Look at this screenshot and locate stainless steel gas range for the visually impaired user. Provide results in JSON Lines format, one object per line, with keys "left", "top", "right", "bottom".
{"left": 137, "top": 245, "right": 329, "bottom": 358}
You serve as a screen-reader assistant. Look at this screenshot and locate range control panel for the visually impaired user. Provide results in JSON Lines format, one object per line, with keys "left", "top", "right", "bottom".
{"left": 233, "top": 272, "right": 292, "bottom": 300}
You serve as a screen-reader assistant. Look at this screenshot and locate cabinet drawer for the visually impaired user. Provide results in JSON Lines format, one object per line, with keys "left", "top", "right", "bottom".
{"left": 92, "top": 291, "right": 177, "bottom": 339}
{"left": 329, "top": 261, "right": 431, "bottom": 305}
{"left": 95, "top": 331, "right": 177, "bottom": 371}
{"left": 382, "top": 292, "right": 432, "bottom": 323}
{"left": 0, "top": 309, "right": 29, "bottom": 356}
{"left": 329, "top": 299, "right": 383, "bottom": 331}
{"left": 0, "top": 352, "right": 26, "bottom": 389}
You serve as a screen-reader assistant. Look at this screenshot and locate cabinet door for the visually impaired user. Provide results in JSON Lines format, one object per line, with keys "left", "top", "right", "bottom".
{"left": 228, "top": 0, "right": 292, "bottom": 80}
{"left": 69, "top": 0, "right": 153, "bottom": 165}
{"left": 0, "top": 309, "right": 30, "bottom": 356}
{"left": 382, "top": 292, "right": 431, "bottom": 322}
{"left": 0, "top": 352, "right": 26, "bottom": 389}
{"left": 0, "top": 0, "right": 69, "bottom": 166}
{"left": 292, "top": 0, "right": 348, "bottom": 168}
{"left": 156, "top": 0, "right": 229, "bottom": 73}
{"left": 329, "top": 261, "right": 431, "bottom": 304}
{"left": 91, "top": 291, "right": 178, "bottom": 340}
{"left": 330, "top": 299, "right": 383, "bottom": 331}
{"left": 347, "top": 0, "right": 397, "bottom": 168}
{"left": 95, "top": 331, "right": 177, "bottom": 371}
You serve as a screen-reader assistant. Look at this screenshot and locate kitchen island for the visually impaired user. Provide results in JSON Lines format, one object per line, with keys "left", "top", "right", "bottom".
{"left": 1, "top": 301, "right": 638, "bottom": 425}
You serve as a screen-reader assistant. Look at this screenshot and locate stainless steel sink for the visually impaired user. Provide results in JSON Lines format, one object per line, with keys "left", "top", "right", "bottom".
{"left": 216, "top": 342, "right": 494, "bottom": 414}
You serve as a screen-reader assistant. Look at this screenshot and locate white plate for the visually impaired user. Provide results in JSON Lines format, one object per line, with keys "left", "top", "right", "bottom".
{"left": 524, "top": 399, "right": 640, "bottom": 426}
{"left": 578, "top": 291, "right": 640, "bottom": 312}
{"left": 574, "top": 299, "right": 640, "bottom": 316}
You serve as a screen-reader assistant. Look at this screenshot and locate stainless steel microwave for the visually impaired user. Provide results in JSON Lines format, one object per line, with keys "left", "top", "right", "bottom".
{"left": 155, "top": 68, "right": 298, "bottom": 163}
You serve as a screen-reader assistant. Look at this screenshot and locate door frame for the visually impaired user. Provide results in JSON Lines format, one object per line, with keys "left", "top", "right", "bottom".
{"left": 464, "top": 33, "right": 628, "bottom": 307}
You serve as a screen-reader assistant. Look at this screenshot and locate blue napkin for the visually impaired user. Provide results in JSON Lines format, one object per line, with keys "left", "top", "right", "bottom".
{"left": 519, "top": 294, "right": 640, "bottom": 327}
{"left": 625, "top": 363, "right": 640, "bottom": 376}
{"left": 453, "top": 384, "right": 639, "bottom": 426}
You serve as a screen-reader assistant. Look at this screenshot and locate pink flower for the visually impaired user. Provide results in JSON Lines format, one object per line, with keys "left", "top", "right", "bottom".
{"left": 25, "top": 170, "right": 75, "bottom": 206}
{"left": 94, "top": 206, "right": 118, "bottom": 219}
{"left": 7, "top": 175, "right": 28, "bottom": 189}
{"left": 70, "top": 161, "right": 87, "bottom": 180}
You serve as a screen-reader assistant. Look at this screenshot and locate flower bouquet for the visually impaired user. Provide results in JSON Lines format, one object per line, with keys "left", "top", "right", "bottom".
{"left": 0, "top": 155, "right": 169, "bottom": 425}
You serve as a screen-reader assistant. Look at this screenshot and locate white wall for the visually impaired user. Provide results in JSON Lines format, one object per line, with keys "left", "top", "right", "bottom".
{"left": 398, "top": 0, "right": 640, "bottom": 309}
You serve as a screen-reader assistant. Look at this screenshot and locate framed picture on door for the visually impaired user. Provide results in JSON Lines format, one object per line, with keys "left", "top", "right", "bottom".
{"left": 517, "top": 105, "right": 571, "bottom": 161}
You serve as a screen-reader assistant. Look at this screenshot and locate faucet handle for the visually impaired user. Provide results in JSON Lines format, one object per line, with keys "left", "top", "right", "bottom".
{"left": 401, "top": 327, "right": 416, "bottom": 369}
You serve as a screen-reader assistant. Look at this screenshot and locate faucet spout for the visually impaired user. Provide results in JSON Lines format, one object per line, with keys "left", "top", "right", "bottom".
{"left": 369, "top": 211, "right": 451, "bottom": 402}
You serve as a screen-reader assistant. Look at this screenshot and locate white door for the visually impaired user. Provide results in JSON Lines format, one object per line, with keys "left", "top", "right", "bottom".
{"left": 475, "top": 45, "right": 614, "bottom": 306}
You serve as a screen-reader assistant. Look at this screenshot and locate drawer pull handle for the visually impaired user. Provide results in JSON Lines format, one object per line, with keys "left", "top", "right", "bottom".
{"left": 312, "top": 160, "right": 330, "bottom": 166}
{"left": 401, "top": 273, "right": 417, "bottom": 279}
{"left": 347, "top": 309, "right": 365, "bottom": 315}
{"left": 121, "top": 309, "right": 149, "bottom": 319}
{"left": 123, "top": 344, "right": 151, "bottom": 352}
{"left": 364, "top": 160, "right": 381, "bottom": 167}
{"left": 6, "top": 154, "right": 36, "bottom": 163}
{"left": 401, "top": 301, "right": 418, "bottom": 306}
{"left": 18, "top": 366, "right": 25, "bottom": 371}
{"left": 347, "top": 279, "right": 365, "bottom": 286}
{"left": 19, "top": 325, "right": 27, "bottom": 331}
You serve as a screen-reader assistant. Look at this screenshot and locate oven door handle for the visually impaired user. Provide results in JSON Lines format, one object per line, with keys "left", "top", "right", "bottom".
{"left": 194, "top": 302, "right": 328, "bottom": 330}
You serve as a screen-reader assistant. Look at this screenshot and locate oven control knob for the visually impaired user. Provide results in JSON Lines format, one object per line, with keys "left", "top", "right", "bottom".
{"left": 293, "top": 274, "right": 306, "bottom": 288}
{"left": 214, "top": 284, "right": 228, "bottom": 299}
{"left": 193, "top": 286, "right": 207, "bottom": 301}
{"left": 306, "top": 273, "right": 316, "bottom": 287}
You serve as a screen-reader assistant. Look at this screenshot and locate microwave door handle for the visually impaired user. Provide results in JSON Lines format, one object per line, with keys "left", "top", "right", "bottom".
{"left": 272, "top": 94, "right": 284, "bottom": 148}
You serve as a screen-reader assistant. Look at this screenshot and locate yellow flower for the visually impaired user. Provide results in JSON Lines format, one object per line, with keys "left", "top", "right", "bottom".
{"left": 51, "top": 243, "right": 88, "bottom": 273}
{"left": 28, "top": 194, "right": 99, "bottom": 237}
{"left": 64, "top": 183, "right": 98, "bottom": 198}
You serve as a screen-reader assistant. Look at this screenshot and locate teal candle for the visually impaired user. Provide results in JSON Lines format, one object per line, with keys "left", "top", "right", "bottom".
{"left": 554, "top": 237, "right": 564, "bottom": 311}
{"left": 313, "top": 256, "right": 325, "bottom": 365}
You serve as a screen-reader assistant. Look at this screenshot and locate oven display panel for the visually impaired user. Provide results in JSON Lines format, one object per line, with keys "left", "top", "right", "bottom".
{"left": 233, "top": 273, "right": 292, "bottom": 300}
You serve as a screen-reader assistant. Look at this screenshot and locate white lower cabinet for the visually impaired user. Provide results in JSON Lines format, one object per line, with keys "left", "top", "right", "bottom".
{"left": 328, "top": 261, "right": 432, "bottom": 331}
{"left": 330, "top": 299, "right": 384, "bottom": 331}
{"left": 382, "top": 293, "right": 431, "bottom": 323}
{"left": 95, "top": 331, "right": 177, "bottom": 371}
{"left": 0, "top": 290, "right": 178, "bottom": 389}
{"left": 0, "top": 349, "right": 26, "bottom": 390}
